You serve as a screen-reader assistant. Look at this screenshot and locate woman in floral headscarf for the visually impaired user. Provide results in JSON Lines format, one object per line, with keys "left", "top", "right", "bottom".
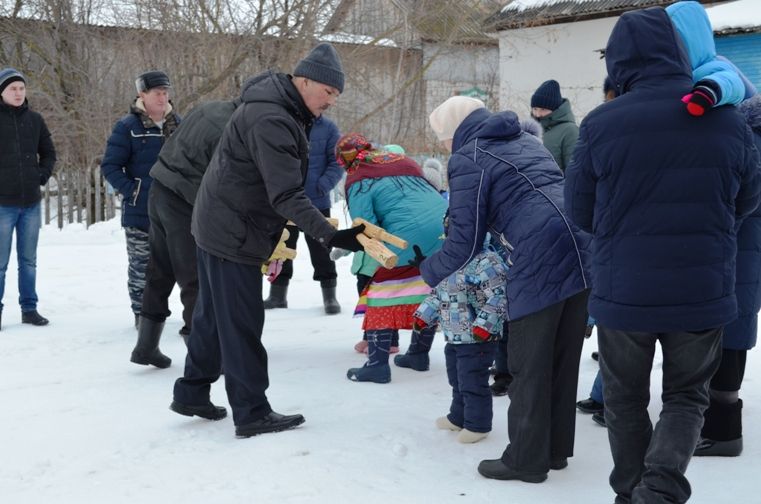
{"left": 337, "top": 133, "right": 447, "bottom": 383}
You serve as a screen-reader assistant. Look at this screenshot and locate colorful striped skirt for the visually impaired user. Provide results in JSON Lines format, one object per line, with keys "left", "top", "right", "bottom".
{"left": 354, "top": 266, "right": 433, "bottom": 330}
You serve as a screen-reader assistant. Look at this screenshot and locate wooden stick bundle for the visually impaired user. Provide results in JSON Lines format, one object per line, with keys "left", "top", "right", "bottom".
{"left": 352, "top": 218, "right": 408, "bottom": 249}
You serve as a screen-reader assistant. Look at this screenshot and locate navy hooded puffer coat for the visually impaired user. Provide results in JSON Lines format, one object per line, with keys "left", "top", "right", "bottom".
{"left": 564, "top": 7, "right": 761, "bottom": 333}
{"left": 420, "top": 110, "right": 591, "bottom": 321}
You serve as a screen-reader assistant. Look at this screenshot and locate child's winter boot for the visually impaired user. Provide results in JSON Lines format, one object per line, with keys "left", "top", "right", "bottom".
{"left": 347, "top": 329, "right": 392, "bottom": 383}
{"left": 394, "top": 326, "right": 435, "bottom": 371}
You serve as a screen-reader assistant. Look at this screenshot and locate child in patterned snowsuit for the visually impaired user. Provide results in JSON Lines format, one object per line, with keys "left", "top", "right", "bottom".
{"left": 414, "top": 234, "right": 508, "bottom": 443}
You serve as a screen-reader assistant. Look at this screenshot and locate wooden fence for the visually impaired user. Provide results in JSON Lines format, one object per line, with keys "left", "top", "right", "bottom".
{"left": 42, "top": 165, "right": 117, "bottom": 229}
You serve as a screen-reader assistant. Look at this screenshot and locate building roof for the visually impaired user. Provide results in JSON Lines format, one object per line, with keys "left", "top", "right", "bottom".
{"left": 323, "top": 0, "right": 500, "bottom": 45}
{"left": 488, "top": 0, "right": 729, "bottom": 30}
{"left": 706, "top": 0, "right": 761, "bottom": 34}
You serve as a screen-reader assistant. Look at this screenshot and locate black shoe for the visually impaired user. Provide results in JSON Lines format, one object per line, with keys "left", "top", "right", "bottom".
{"left": 592, "top": 411, "right": 607, "bottom": 427}
{"left": 170, "top": 400, "right": 227, "bottom": 420}
{"left": 235, "top": 411, "right": 305, "bottom": 437}
{"left": 576, "top": 398, "right": 604, "bottom": 414}
{"left": 694, "top": 436, "right": 743, "bottom": 457}
{"left": 22, "top": 310, "right": 49, "bottom": 326}
{"left": 591, "top": 351, "right": 599, "bottom": 361}
{"left": 550, "top": 458, "right": 568, "bottom": 470}
{"left": 491, "top": 373, "right": 513, "bottom": 397}
{"left": 477, "top": 459, "right": 547, "bottom": 483}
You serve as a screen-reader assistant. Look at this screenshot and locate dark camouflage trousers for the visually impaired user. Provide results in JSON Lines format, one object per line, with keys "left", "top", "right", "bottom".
{"left": 125, "top": 226, "right": 150, "bottom": 314}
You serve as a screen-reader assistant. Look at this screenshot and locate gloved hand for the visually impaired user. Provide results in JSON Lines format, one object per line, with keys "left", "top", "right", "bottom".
{"left": 473, "top": 326, "right": 490, "bottom": 341}
{"left": 681, "top": 81, "right": 720, "bottom": 117}
{"left": 262, "top": 260, "right": 283, "bottom": 283}
{"left": 327, "top": 224, "right": 365, "bottom": 252}
{"left": 329, "top": 247, "right": 352, "bottom": 261}
{"left": 412, "top": 315, "right": 428, "bottom": 332}
{"left": 407, "top": 245, "right": 426, "bottom": 268}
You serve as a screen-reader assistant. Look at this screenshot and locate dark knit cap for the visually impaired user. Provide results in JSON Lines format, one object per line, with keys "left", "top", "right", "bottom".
{"left": 135, "top": 70, "right": 171, "bottom": 93}
{"left": 531, "top": 79, "right": 563, "bottom": 110}
{"left": 0, "top": 67, "right": 26, "bottom": 95}
{"left": 294, "top": 43, "right": 345, "bottom": 93}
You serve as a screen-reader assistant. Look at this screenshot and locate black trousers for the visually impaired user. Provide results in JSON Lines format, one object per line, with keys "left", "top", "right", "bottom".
{"left": 272, "top": 207, "right": 337, "bottom": 286}
{"left": 140, "top": 181, "right": 198, "bottom": 328}
{"left": 501, "top": 289, "right": 589, "bottom": 473}
{"left": 598, "top": 326, "right": 723, "bottom": 504}
{"left": 173, "top": 247, "right": 271, "bottom": 426}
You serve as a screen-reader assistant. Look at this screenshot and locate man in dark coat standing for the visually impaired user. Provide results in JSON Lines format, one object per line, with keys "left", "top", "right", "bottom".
{"left": 101, "top": 71, "right": 180, "bottom": 328}
{"left": 0, "top": 68, "right": 56, "bottom": 329}
{"left": 263, "top": 113, "right": 344, "bottom": 314}
{"left": 564, "top": 7, "right": 761, "bottom": 503}
{"left": 129, "top": 91, "right": 244, "bottom": 369}
{"left": 170, "top": 43, "right": 365, "bottom": 438}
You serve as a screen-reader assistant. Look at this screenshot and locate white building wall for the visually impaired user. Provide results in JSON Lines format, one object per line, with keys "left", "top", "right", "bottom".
{"left": 498, "top": 16, "right": 618, "bottom": 121}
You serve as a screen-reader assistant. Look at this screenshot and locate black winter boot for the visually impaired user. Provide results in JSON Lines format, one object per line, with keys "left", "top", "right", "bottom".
{"left": 22, "top": 310, "right": 49, "bottom": 326}
{"left": 321, "top": 279, "right": 341, "bottom": 315}
{"left": 130, "top": 317, "right": 171, "bottom": 369}
{"left": 347, "top": 329, "right": 392, "bottom": 383}
{"left": 394, "top": 326, "right": 436, "bottom": 371}
{"left": 263, "top": 284, "right": 288, "bottom": 309}
{"left": 694, "top": 399, "right": 743, "bottom": 457}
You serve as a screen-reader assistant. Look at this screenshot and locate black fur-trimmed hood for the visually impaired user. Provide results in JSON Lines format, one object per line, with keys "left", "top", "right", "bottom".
{"left": 739, "top": 95, "right": 761, "bottom": 132}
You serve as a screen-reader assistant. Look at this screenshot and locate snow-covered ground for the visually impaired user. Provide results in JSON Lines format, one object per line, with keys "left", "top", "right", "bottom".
{"left": 2, "top": 210, "right": 759, "bottom": 503}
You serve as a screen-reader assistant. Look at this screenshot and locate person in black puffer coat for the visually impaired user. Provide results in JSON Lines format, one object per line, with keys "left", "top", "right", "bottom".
{"left": 100, "top": 71, "right": 180, "bottom": 329}
{"left": 171, "top": 44, "right": 366, "bottom": 438}
{"left": 0, "top": 68, "right": 56, "bottom": 329}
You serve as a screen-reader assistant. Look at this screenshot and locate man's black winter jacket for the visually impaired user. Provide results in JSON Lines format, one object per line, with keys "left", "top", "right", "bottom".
{"left": 0, "top": 100, "right": 56, "bottom": 207}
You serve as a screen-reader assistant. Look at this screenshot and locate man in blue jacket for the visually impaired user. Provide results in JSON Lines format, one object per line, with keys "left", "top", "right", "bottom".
{"left": 100, "top": 71, "right": 180, "bottom": 328}
{"left": 565, "top": 7, "right": 761, "bottom": 503}
{"left": 262, "top": 114, "right": 343, "bottom": 314}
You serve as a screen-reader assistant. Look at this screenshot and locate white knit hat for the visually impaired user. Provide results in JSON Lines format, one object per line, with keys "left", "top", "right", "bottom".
{"left": 429, "top": 96, "right": 486, "bottom": 141}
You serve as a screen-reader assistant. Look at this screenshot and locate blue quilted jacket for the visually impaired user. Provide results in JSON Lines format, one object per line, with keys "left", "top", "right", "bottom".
{"left": 420, "top": 109, "right": 591, "bottom": 321}
{"left": 101, "top": 101, "right": 179, "bottom": 230}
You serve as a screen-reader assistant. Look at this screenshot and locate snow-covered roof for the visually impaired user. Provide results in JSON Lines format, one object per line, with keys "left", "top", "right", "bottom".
{"left": 490, "top": 0, "right": 724, "bottom": 30}
{"left": 706, "top": 0, "right": 761, "bottom": 32}
{"left": 320, "top": 31, "right": 398, "bottom": 48}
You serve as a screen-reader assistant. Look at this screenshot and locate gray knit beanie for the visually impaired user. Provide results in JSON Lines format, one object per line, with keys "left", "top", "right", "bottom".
{"left": 0, "top": 67, "right": 25, "bottom": 95}
{"left": 294, "top": 43, "right": 345, "bottom": 93}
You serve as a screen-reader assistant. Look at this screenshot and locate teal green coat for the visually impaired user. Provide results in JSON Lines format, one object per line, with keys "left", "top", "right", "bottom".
{"left": 538, "top": 99, "right": 579, "bottom": 171}
{"left": 348, "top": 176, "right": 447, "bottom": 277}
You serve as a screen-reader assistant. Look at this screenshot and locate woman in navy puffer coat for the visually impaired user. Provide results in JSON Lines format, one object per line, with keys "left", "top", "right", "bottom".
{"left": 422, "top": 96, "right": 591, "bottom": 481}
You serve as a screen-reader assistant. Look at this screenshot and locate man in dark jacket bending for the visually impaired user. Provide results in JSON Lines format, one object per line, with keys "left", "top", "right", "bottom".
{"left": 564, "top": 8, "right": 761, "bottom": 503}
{"left": 129, "top": 91, "right": 244, "bottom": 369}
{"left": 170, "top": 43, "right": 365, "bottom": 438}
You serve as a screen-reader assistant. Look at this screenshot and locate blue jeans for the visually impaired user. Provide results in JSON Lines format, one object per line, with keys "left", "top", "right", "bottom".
{"left": 0, "top": 203, "right": 41, "bottom": 312}
{"left": 590, "top": 369, "right": 604, "bottom": 404}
